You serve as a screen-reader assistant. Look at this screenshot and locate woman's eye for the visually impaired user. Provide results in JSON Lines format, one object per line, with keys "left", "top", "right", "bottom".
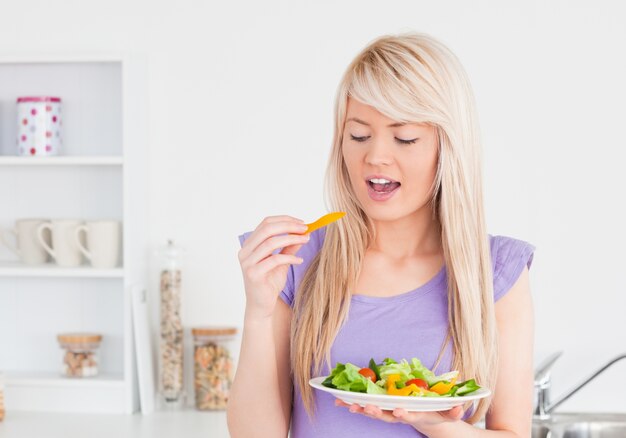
{"left": 350, "top": 134, "right": 369, "bottom": 142}
{"left": 349, "top": 134, "right": 418, "bottom": 145}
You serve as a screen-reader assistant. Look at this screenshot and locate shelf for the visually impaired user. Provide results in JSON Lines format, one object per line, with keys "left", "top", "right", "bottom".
{"left": 0, "top": 156, "right": 123, "bottom": 166}
{"left": 0, "top": 53, "right": 126, "bottom": 64}
{"left": 4, "top": 370, "right": 129, "bottom": 413}
{"left": 5, "top": 370, "right": 125, "bottom": 389}
{"left": 0, "top": 262, "right": 124, "bottom": 278}
{"left": 0, "top": 409, "right": 230, "bottom": 438}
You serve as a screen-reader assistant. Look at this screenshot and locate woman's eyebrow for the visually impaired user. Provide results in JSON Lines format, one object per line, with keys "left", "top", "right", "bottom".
{"left": 346, "top": 117, "right": 407, "bottom": 128}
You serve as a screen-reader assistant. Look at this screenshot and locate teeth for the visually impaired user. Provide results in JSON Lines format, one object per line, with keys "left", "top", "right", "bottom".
{"left": 369, "top": 178, "right": 393, "bottom": 184}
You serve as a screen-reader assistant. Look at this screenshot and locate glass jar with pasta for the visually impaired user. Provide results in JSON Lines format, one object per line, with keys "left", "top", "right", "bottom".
{"left": 57, "top": 333, "right": 102, "bottom": 377}
{"left": 192, "top": 327, "right": 237, "bottom": 410}
{"left": 157, "top": 240, "right": 185, "bottom": 405}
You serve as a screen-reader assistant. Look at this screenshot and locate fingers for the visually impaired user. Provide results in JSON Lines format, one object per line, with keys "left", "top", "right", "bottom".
{"left": 335, "top": 399, "right": 464, "bottom": 427}
{"left": 390, "top": 407, "right": 424, "bottom": 424}
{"left": 360, "top": 404, "right": 399, "bottom": 423}
{"left": 253, "top": 253, "right": 304, "bottom": 275}
{"left": 392, "top": 408, "right": 408, "bottom": 418}
{"left": 255, "top": 215, "right": 305, "bottom": 226}
{"left": 334, "top": 400, "right": 399, "bottom": 423}
{"left": 363, "top": 405, "right": 385, "bottom": 417}
{"left": 246, "top": 233, "right": 310, "bottom": 266}
{"left": 441, "top": 405, "right": 464, "bottom": 420}
{"left": 239, "top": 218, "right": 308, "bottom": 261}
{"left": 336, "top": 401, "right": 368, "bottom": 415}
{"left": 390, "top": 407, "right": 424, "bottom": 423}
{"left": 392, "top": 406, "right": 463, "bottom": 421}
{"left": 334, "top": 399, "right": 363, "bottom": 413}
{"left": 280, "top": 242, "right": 304, "bottom": 256}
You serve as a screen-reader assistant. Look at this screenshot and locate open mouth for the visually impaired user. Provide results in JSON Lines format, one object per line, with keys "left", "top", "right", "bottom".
{"left": 367, "top": 177, "right": 401, "bottom": 193}
{"left": 365, "top": 176, "right": 401, "bottom": 201}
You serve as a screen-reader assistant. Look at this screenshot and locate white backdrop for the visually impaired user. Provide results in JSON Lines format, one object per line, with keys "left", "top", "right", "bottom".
{"left": 1, "top": 0, "right": 625, "bottom": 413}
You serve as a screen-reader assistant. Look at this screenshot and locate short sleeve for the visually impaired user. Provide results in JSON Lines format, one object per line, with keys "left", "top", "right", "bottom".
{"left": 238, "top": 228, "right": 325, "bottom": 307}
{"left": 490, "top": 235, "right": 536, "bottom": 302}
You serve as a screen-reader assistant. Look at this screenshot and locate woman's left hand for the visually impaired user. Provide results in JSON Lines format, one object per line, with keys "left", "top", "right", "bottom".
{"left": 334, "top": 399, "right": 464, "bottom": 431}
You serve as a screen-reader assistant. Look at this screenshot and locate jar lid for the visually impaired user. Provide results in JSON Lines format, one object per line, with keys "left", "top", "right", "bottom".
{"left": 17, "top": 96, "right": 61, "bottom": 103}
{"left": 57, "top": 333, "right": 102, "bottom": 344}
{"left": 192, "top": 326, "right": 237, "bottom": 336}
{"left": 156, "top": 239, "right": 186, "bottom": 258}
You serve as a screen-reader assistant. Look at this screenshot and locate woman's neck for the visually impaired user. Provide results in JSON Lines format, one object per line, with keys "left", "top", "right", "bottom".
{"left": 368, "top": 208, "right": 442, "bottom": 259}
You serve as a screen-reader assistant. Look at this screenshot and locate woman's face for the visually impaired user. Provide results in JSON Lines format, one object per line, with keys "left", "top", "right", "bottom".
{"left": 341, "top": 97, "right": 439, "bottom": 223}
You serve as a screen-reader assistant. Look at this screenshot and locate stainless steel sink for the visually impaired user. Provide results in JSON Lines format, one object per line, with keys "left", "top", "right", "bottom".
{"left": 532, "top": 413, "right": 626, "bottom": 438}
{"left": 531, "top": 352, "right": 626, "bottom": 437}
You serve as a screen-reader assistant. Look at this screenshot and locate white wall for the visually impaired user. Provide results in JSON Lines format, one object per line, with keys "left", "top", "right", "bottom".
{"left": 1, "top": 0, "right": 625, "bottom": 413}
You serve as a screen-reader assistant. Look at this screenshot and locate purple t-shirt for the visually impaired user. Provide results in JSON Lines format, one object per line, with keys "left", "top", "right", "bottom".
{"left": 238, "top": 229, "right": 535, "bottom": 438}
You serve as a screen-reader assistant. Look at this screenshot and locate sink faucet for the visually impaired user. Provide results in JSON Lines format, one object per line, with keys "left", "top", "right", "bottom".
{"left": 534, "top": 351, "right": 626, "bottom": 420}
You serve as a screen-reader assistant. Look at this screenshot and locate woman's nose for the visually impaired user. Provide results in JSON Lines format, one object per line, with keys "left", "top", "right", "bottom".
{"left": 364, "top": 139, "right": 394, "bottom": 166}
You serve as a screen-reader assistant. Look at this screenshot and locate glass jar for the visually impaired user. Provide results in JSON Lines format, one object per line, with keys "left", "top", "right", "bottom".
{"left": 57, "top": 333, "right": 102, "bottom": 377}
{"left": 157, "top": 240, "right": 185, "bottom": 404}
{"left": 192, "top": 327, "right": 237, "bottom": 410}
{"left": 16, "top": 96, "right": 62, "bottom": 156}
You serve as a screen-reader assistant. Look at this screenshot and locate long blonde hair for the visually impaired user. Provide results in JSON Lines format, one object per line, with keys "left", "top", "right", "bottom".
{"left": 291, "top": 32, "right": 496, "bottom": 424}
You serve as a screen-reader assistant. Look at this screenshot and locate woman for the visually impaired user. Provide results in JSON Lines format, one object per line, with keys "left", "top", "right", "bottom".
{"left": 228, "top": 32, "right": 535, "bottom": 438}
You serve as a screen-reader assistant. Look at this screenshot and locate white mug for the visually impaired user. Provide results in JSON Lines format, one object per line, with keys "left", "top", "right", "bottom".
{"left": 37, "top": 220, "right": 84, "bottom": 267}
{"left": 0, "top": 218, "right": 51, "bottom": 264}
{"left": 75, "top": 221, "right": 122, "bottom": 269}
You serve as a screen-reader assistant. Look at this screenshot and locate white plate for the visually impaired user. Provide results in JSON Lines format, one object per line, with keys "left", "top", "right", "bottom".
{"left": 309, "top": 377, "right": 491, "bottom": 412}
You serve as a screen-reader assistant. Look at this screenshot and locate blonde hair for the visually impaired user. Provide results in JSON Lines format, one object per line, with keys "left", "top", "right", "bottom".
{"left": 291, "top": 32, "right": 496, "bottom": 424}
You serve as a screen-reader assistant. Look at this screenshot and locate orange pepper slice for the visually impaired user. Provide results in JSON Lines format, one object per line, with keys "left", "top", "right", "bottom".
{"left": 386, "top": 374, "right": 424, "bottom": 396}
{"left": 305, "top": 212, "right": 346, "bottom": 234}
{"left": 429, "top": 376, "right": 458, "bottom": 395}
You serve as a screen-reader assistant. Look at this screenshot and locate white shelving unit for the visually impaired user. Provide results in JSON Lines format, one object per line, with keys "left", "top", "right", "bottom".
{"left": 0, "top": 262, "right": 124, "bottom": 278}
{"left": 0, "top": 54, "right": 148, "bottom": 413}
{"left": 0, "top": 156, "right": 124, "bottom": 166}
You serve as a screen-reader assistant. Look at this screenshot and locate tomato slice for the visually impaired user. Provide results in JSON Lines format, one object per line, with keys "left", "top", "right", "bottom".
{"left": 405, "top": 378, "right": 428, "bottom": 390}
{"left": 358, "top": 367, "right": 377, "bottom": 382}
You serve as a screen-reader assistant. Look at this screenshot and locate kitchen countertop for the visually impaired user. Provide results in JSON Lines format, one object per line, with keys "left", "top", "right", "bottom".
{"left": 0, "top": 409, "right": 229, "bottom": 438}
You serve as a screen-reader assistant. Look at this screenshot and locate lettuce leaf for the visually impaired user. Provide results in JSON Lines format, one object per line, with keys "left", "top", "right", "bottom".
{"left": 322, "top": 363, "right": 345, "bottom": 388}
{"left": 379, "top": 359, "right": 413, "bottom": 382}
{"left": 452, "top": 379, "right": 480, "bottom": 396}
{"left": 324, "top": 363, "right": 386, "bottom": 395}
{"left": 409, "top": 358, "right": 459, "bottom": 387}
{"left": 409, "top": 358, "right": 437, "bottom": 385}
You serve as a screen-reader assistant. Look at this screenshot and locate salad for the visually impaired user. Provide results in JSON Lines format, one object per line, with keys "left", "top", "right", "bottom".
{"left": 322, "top": 358, "right": 481, "bottom": 397}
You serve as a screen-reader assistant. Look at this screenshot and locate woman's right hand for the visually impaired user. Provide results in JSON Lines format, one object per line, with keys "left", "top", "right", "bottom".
{"left": 238, "top": 215, "right": 310, "bottom": 320}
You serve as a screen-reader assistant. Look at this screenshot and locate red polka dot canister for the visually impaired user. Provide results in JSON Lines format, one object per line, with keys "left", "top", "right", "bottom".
{"left": 16, "top": 96, "right": 62, "bottom": 156}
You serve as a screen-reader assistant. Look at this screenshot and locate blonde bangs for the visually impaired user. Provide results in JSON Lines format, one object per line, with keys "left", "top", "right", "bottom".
{"left": 346, "top": 44, "right": 442, "bottom": 126}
